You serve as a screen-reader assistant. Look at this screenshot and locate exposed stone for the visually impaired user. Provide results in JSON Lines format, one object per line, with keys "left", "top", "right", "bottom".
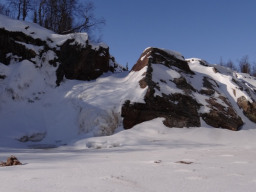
{"left": 132, "top": 47, "right": 194, "bottom": 74}
{"left": 202, "top": 97, "right": 243, "bottom": 131}
{"left": 0, "top": 156, "right": 22, "bottom": 167}
{"left": 122, "top": 47, "right": 245, "bottom": 131}
{"left": 199, "top": 89, "right": 215, "bottom": 96}
{"left": 212, "top": 67, "right": 219, "bottom": 73}
{"left": 203, "top": 76, "right": 219, "bottom": 90}
{"left": 237, "top": 96, "right": 256, "bottom": 123}
{"left": 173, "top": 77, "right": 196, "bottom": 92}
{"left": 198, "top": 60, "right": 209, "bottom": 66}
{"left": 0, "top": 28, "right": 124, "bottom": 86}
{"left": 0, "top": 74, "right": 6, "bottom": 79}
{"left": 122, "top": 48, "right": 200, "bottom": 129}
{"left": 56, "top": 39, "right": 112, "bottom": 85}
{"left": 18, "top": 132, "right": 46, "bottom": 142}
{"left": 0, "top": 28, "right": 38, "bottom": 65}
{"left": 122, "top": 93, "right": 201, "bottom": 129}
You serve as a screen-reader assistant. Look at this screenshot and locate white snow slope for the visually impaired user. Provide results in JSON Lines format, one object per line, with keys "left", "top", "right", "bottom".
{"left": 1, "top": 15, "right": 256, "bottom": 192}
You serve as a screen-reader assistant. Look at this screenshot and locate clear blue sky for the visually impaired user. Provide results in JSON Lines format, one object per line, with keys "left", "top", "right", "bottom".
{"left": 93, "top": 0, "right": 256, "bottom": 69}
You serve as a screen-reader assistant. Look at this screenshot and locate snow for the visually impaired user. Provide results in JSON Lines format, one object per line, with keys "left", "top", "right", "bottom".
{"left": 1, "top": 14, "right": 256, "bottom": 192}
{"left": 1, "top": 118, "right": 256, "bottom": 192}
{"left": 160, "top": 48, "right": 185, "bottom": 61}
{"left": 0, "top": 14, "right": 103, "bottom": 50}
{"left": 151, "top": 64, "right": 183, "bottom": 96}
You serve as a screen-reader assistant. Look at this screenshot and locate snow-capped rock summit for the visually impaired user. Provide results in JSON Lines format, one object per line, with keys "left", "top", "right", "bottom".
{"left": 122, "top": 47, "right": 256, "bottom": 131}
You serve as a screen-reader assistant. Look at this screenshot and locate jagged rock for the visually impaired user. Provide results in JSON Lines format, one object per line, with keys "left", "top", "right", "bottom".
{"left": 122, "top": 47, "right": 245, "bottom": 131}
{"left": 122, "top": 94, "right": 201, "bottom": 129}
{"left": 0, "top": 28, "right": 38, "bottom": 65}
{"left": 0, "top": 156, "right": 22, "bottom": 167}
{"left": 237, "top": 96, "right": 256, "bottom": 123}
{"left": 131, "top": 47, "right": 193, "bottom": 74}
{"left": 122, "top": 48, "right": 200, "bottom": 129}
{"left": 202, "top": 97, "right": 243, "bottom": 131}
{"left": 0, "top": 27, "right": 124, "bottom": 86}
{"left": 56, "top": 39, "right": 112, "bottom": 85}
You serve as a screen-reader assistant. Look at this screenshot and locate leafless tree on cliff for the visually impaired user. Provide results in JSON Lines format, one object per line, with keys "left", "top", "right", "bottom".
{"left": 239, "top": 55, "right": 251, "bottom": 74}
{"left": 226, "top": 59, "right": 237, "bottom": 71}
{"left": 8, "top": 0, "right": 31, "bottom": 20}
{"left": 0, "top": 3, "right": 10, "bottom": 16}
{"left": 68, "top": 1, "right": 105, "bottom": 34}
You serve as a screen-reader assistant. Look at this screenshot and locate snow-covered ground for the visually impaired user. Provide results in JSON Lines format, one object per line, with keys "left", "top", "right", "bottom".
{"left": 1, "top": 118, "right": 256, "bottom": 192}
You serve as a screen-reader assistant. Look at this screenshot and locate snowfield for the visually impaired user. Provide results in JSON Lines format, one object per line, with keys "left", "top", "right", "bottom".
{"left": 1, "top": 119, "right": 256, "bottom": 192}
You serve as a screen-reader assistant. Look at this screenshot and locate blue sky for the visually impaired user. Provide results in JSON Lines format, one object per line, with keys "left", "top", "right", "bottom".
{"left": 93, "top": 0, "right": 256, "bottom": 69}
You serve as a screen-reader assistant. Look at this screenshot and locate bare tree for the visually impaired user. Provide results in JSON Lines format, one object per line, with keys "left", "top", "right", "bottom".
{"left": 219, "top": 57, "right": 224, "bottom": 66}
{"left": 22, "top": 0, "right": 31, "bottom": 20}
{"left": 68, "top": 1, "right": 105, "bottom": 34}
{"left": 7, "top": 0, "right": 31, "bottom": 20}
{"left": 239, "top": 55, "right": 251, "bottom": 74}
{"left": 37, "top": 0, "right": 46, "bottom": 26}
{"left": 0, "top": 3, "right": 10, "bottom": 16}
{"left": 226, "top": 59, "right": 237, "bottom": 71}
{"left": 6, "top": 0, "right": 105, "bottom": 36}
{"left": 251, "top": 63, "right": 256, "bottom": 77}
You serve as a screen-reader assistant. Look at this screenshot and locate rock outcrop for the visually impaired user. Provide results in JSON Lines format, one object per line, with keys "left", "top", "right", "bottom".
{"left": 237, "top": 96, "right": 256, "bottom": 123}
{"left": 56, "top": 39, "right": 119, "bottom": 85}
{"left": 122, "top": 48, "right": 244, "bottom": 131}
{"left": 0, "top": 156, "right": 22, "bottom": 166}
{"left": 0, "top": 23, "right": 124, "bottom": 86}
{"left": 122, "top": 48, "right": 200, "bottom": 129}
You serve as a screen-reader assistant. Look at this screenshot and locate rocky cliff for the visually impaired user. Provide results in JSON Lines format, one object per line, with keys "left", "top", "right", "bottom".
{"left": 1, "top": 15, "right": 256, "bottom": 146}
{"left": 0, "top": 15, "right": 124, "bottom": 87}
{"left": 121, "top": 47, "right": 256, "bottom": 131}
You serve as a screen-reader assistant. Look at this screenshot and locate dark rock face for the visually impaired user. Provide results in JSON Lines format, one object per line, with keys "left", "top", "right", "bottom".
{"left": 56, "top": 40, "right": 113, "bottom": 85}
{"left": 122, "top": 94, "right": 200, "bottom": 129}
{"left": 122, "top": 47, "right": 244, "bottom": 131}
{"left": 237, "top": 96, "right": 256, "bottom": 123}
{"left": 0, "top": 28, "right": 39, "bottom": 65}
{"left": 202, "top": 97, "right": 243, "bottom": 131}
